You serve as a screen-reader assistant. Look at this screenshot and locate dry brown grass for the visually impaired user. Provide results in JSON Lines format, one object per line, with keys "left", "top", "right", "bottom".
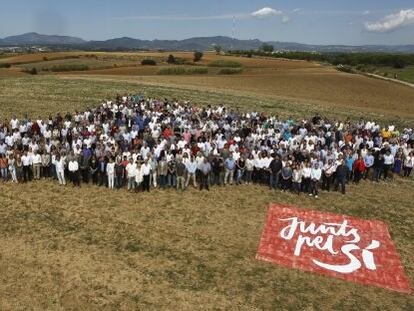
{"left": 0, "top": 178, "right": 413, "bottom": 310}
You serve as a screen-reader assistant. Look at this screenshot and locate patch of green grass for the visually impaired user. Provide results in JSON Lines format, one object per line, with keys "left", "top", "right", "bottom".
{"left": 356, "top": 65, "right": 414, "bottom": 84}
{"left": 209, "top": 60, "right": 243, "bottom": 68}
{"left": 157, "top": 66, "right": 208, "bottom": 75}
{"left": 218, "top": 67, "right": 244, "bottom": 75}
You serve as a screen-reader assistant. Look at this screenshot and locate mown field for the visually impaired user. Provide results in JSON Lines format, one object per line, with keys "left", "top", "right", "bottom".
{"left": 0, "top": 60, "right": 413, "bottom": 310}
{"left": 1, "top": 51, "right": 414, "bottom": 123}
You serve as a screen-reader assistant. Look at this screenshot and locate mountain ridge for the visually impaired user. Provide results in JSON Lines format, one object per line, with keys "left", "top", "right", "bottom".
{"left": 1, "top": 32, "right": 413, "bottom": 53}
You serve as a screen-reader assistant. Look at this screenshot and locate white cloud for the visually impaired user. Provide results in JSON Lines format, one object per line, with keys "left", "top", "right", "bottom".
{"left": 291, "top": 8, "right": 301, "bottom": 14}
{"left": 282, "top": 16, "right": 291, "bottom": 24}
{"left": 365, "top": 9, "right": 414, "bottom": 32}
{"left": 251, "top": 7, "right": 282, "bottom": 18}
{"left": 362, "top": 10, "right": 371, "bottom": 16}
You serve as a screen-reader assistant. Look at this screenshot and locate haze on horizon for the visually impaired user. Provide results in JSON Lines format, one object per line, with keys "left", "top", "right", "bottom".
{"left": 1, "top": 0, "right": 413, "bottom": 46}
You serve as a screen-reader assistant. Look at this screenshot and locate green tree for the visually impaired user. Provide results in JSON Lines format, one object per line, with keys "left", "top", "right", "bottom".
{"left": 193, "top": 51, "right": 203, "bottom": 62}
{"left": 260, "top": 43, "right": 274, "bottom": 53}
{"left": 393, "top": 58, "right": 406, "bottom": 69}
{"left": 213, "top": 45, "right": 222, "bottom": 55}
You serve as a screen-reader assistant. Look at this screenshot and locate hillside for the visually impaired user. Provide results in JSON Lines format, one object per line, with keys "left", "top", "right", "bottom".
{"left": 1, "top": 33, "right": 413, "bottom": 53}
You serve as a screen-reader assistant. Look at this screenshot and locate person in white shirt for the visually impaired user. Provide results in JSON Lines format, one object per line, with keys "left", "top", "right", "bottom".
{"left": 245, "top": 155, "right": 254, "bottom": 184}
{"left": 403, "top": 151, "right": 414, "bottom": 177}
{"left": 322, "top": 159, "right": 336, "bottom": 192}
{"left": 7, "top": 154, "right": 17, "bottom": 183}
{"left": 106, "top": 158, "right": 116, "bottom": 189}
{"left": 68, "top": 158, "right": 80, "bottom": 187}
{"left": 185, "top": 155, "right": 198, "bottom": 188}
{"left": 383, "top": 150, "right": 394, "bottom": 180}
{"left": 301, "top": 161, "right": 312, "bottom": 193}
{"left": 140, "top": 159, "right": 152, "bottom": 192}
{"left": 125, "top": 159, "right": 137, "bottom": 190}
{"left": 310, "top": 163, "right": 322, "bottom": 198}
{"left": 21, "top": 151, "right": 33, "bottom": 182}
{"left": 135, "top": 162, "right": 143, "bottom": 190}
{"left": 292, "top": 164, "right": 302, "bottom": 195}
{"left": 54, "top": 154, "right": 66, "bottom": 185}
{"left": 32, "top": 151, "right": 42, "bottom": 180}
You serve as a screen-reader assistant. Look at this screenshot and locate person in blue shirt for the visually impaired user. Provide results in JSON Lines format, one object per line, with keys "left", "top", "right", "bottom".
{"left": 345, "top": 154, "right": 355, "bottom": 182}
{"left": 364, "top": 151, "right": 374, "bottom": 179}
{"left": 283, "top": 130, "right": 292, "bottom": 141}
{"left": 224, "top": 154, "right": 236, "bottom": 185}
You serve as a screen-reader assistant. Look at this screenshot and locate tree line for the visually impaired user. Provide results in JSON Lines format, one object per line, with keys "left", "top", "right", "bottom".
{"left": 229, "top": 46, "right": 414, "bottom": 69}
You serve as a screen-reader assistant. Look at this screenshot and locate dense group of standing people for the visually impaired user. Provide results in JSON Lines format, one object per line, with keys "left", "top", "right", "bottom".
{"left": 0, "top": 94, "right": 413, "bottom": 198}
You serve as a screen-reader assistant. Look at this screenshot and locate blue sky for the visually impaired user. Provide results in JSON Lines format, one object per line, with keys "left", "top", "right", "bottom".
{"left": 1, "top": 0, "right": 413, "bottom": 45}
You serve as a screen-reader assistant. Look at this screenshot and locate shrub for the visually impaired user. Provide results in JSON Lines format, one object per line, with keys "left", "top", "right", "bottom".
{"left": 209, "top": 60, "right": 242, "bottom": 68}
{"left": 218, "top": 68, "right": 243, "bottom": 75}
{"left": 193, "top": 51, "right": 203, "bottom": 62}
{"left": 0, "top": 63, "right": 11, "bottom": 68}
{"left": 43, "top": 56, "right": 48, "bottom": 61}
{"left": 49, "top": 64, "right": 89, "bottom": 72}
{"left": 141, "top": 59, "right": 157, "bottom": 66}
{"left": 336, "top": 65, "right": 355, "bottom": 74}
{"left": 23, "top": 67, "right": 37, "bottom": 74}
{"left": 167, "top": 54, "right": 176, "bottom": 64}
{"left": 174, "top": 57, "right": 190, "bottom": 65}
{"left": 157, "top": 67, "right": 208, "bottom": 75}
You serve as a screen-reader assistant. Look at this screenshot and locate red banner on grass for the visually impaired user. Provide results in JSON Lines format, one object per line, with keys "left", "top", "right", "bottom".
{"left": 256, "top": 204, "right": 411, "bottom": 293}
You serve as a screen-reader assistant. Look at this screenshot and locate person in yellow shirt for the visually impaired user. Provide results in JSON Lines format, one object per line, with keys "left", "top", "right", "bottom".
{"left": 381, "top": 127, "right": 391, "bottom": 140}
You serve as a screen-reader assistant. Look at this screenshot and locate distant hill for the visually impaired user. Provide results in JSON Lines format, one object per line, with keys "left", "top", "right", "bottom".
{"left": 1, "top": 32, "right": 413, "bottom": 53}
{"left": 0, "top": 32, "right": 86, "bottom": 45}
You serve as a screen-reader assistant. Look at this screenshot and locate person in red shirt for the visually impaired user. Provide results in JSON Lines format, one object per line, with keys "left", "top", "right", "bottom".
{"left": 353, "top": 155, "right": 366, "bottom": 184}
{"left": 163, "top": 126, "right": 173, "bottom": 140}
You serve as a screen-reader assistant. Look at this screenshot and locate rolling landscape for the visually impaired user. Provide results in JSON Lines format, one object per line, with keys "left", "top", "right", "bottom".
{"left": 1, "top": 32, "right": 414, "bottom": 53}
{"left": 1, "top": 47, "right": 414, "bottom": 310}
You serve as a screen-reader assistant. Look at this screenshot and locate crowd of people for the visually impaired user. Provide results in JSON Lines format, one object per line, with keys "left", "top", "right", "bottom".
{"left": 0, "top": 94, "right": 413, "bottom": 197}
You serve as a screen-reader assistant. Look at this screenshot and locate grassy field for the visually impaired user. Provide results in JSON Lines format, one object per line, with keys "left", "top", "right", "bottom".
{"left": 0, "top": 175, "right": 413, "bottom": 310}
{"left": 370, "top": 66, "right": 414, "bottom": 84}
{"left": 0, "top": 58, "right": 413, "bottom": 310}
{"left": 1, "top": 75, "right": 413, "bottom": 127}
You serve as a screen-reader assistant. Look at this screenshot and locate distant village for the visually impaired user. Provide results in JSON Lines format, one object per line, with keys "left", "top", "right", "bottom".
{"left": 0, "top": 46, "right": 52, "bottom": 53}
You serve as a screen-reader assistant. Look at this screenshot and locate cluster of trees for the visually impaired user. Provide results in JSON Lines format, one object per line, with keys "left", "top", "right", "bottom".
{"left": 230, "top": 48, "right": 414, "bottom": 69}
{"left": 164, "top": 51, "right": 204, "bottom": 64}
